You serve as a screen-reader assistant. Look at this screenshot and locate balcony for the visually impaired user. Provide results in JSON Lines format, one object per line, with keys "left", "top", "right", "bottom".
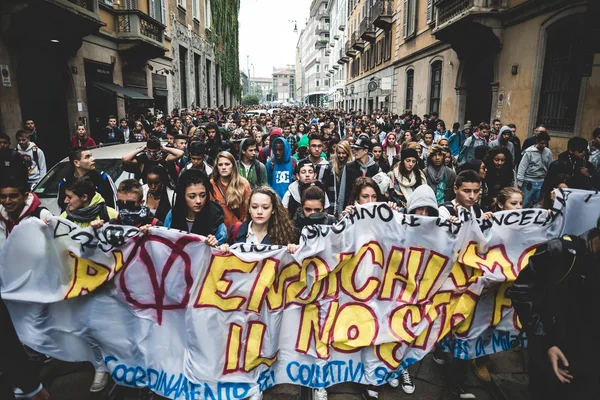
{"left": 330, "top": 41, "right": 336, "bottom": 47}
{"left": 315, "top": 39, "right": 328, "bottom": 49}
{"left": 339, "top": 23, "right": 346, "bottom": 31}
{"left": 115, "top": 9, "right": 167, "bottom": 61}
{"left": 1, "top": 0, "right": 104, "bottom": 55}
{"left": 433, "top": 0, "right": 506, "bottom": 57}
{"left": 360, "top": 17, "right": 377, "bottom": 42}
{"left": 345, "top": 40, "right": 357, "bottom": 57}
{"left": 333, "top": 64, "right": 340, "bottom": 70}
{"left": 351, "top": 32, "right": 365, "bottom": 51}
{"left": 338, "top": 48, "right": 350, "bottom": 64}
{"left": 325, "top": 49, "right": 331, "bottom": 56}
{"left": 371, "top": 0, "right": 393, "bottom": 30}
{"left": 315, "top": 24, "right": 331, "bottom": 35}
{"left": 334, "top": 34, "right": 340, "bottom": 40}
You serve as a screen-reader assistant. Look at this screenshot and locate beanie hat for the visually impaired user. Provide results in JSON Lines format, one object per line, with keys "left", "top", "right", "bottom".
{"left": 401, "top": 148, "right": 419, "bottom": 161}
{"left": 270, "top": 128, "right": 282, "bottom": 138}
{"left": 189, "top": 141, "right": 206, "bottom": 156}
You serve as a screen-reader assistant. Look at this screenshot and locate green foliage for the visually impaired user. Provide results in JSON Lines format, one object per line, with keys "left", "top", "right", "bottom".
{"left": 207, "top": 0, "right": 241, "bottom": 97}
{"left": 241, "top": 94, "right": 259, "bottom": 105}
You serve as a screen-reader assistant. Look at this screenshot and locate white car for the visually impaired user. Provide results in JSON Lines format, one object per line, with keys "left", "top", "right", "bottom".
{"left": 245, "top": 109, "right": 267, "bottom": 117}
{"left": 32, "top": 143, "right": 141, "bottom": 216}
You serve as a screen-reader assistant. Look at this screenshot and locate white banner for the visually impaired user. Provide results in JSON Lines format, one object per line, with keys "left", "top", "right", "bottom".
{"left": 1, "top": 189, "right": 598, "bottom": 399}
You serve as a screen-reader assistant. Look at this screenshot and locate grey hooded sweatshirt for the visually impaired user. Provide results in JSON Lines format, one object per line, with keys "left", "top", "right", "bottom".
{"left": 405, "top": 185, "right": 439, "bottom": 216}
{"left": 517, "top": 145, "right": 553, "bottom": 184}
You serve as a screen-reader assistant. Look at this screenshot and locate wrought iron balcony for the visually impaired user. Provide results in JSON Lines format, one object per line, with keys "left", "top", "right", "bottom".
{"left": 371, "top": 0, "right": 393, "bottom": 30}
{"left": 315, "top": 39, "right": 328, "bottom": 49}
{"left": 116, "top": 9, "right": 167, "bottom": 60}
{"left": 434, "top": 0, "right": 507, "bottom": 30}
{"left": 315, "top": 24, "right": 330, "bottom": 35}
{"left": 351, "top": 32, "right": 365, "bottom": 51}
{"left": 345, "top": 39, "right": 357, "bottom": 57}
{"left": 67, "top": 0, "right": 96, "bottom": 11}
{"left": 360, "top": 17, "right": 376, "bottom": 42}
{"left": 339, "top": 23, "right": 346, "bottom": 31}
{"left": 338, "top": 48, "right": 350, "bottom": 64}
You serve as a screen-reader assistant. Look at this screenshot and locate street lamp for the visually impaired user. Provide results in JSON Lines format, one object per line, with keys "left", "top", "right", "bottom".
{"left": 289, "top": 20, "right": 298, "bottom": 33}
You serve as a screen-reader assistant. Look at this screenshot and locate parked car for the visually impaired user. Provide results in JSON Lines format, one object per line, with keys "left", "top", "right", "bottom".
{"left": 32, "top": 143, "right": 142, "bottom": 216}
{"left": 245, "top": 109, "right": 267, "bottom": 117}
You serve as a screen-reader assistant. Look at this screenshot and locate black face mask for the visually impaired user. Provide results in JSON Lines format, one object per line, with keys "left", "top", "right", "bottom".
{"left": 118, "top": 206, "right": 150, "bottom": 226}
{"left": 300, "top": 211, "right": 328, "bottom": 225}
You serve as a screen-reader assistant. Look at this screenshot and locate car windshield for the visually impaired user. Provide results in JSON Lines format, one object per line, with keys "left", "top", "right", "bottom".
{"left": 33, "top": 159, "right": 125, "bottom": 198}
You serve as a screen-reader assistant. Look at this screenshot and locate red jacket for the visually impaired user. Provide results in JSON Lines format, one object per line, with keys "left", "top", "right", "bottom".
{"left": 71, "top": 135, "right": 96, "bottom": 148}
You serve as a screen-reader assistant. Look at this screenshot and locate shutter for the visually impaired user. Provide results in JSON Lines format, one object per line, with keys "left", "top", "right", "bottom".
{"left": 161, "top": 0, "right": 166, "bottom": 24}
{"left": 426, "top": 0, "right": 433, "bottom": 24}
{"left": 402, "top": 0, "right": 408, "bottom": 38}
{"left": 149, "top": 0, "right": 156, "bottom": 19}
{"left": 409, "top": 0, "right": 417, "bottom": 37}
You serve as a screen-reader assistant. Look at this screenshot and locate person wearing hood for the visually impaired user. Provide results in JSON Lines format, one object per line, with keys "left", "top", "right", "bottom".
{"left": 283, "top": 159, "right": 331, "bottom": 217}
{"left": 388, "top": 148, "right": 427, "bottom": 207}
{"left": 71, "top": 124, "right": 96, "bottom": 148}
{"left": 458, "top": 122, "right": 490, "bottom": 165}
{"left": 425, "top": 145, "right": 456, "bottom": 204}
{"left": 164, "top": 169, "right": 227, "bottom": 244}
{"left": 404, "top": 184, "right": 439, "bottom": 216}
{"left": 60, "top": 176, "right": 118, "bottom": 229}
{"left": 293, "top": 134, "right": 309, "bottom": 160}
{"left": 0, "top": 175, "right": 53, "bottom": 249}
{"left": 338, "top": 134, "right": 381, "bottom": 210}
{"left": 293, "top": 185, "right": 337, "bottom": 238}
{"left": 205, "top": 122, "right": 227, "bottom": 158}
{"left": 238, "top": 138, "right": 267, "bottom": 189}
{"left": 517, "top": 131, "right": 553, "bottom": 208}
{"left": 446, "top": 122, "right": 466, "bottom": 157}
{"left": 15, "top": 130, "right": 46, "bottom": 190}
{"left": 489, "top": 125, "right": 515, "bottom": 161}
{"left": 541, "top": 136, "right": 595, "bottom": 199}
{"left": 266, "top": 135, "right": 296, "bottom": 199}
{"left": 180, "top": 141, "right": 213, "bottom": 178}
{"left": 259, "top": 128, "right": 282, "bottom": 164}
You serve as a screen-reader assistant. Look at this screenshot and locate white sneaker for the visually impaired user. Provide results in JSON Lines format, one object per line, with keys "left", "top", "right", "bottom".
{"left": 388, "top": 378, "right": 399, "bottom": 388}
{"left": 90, "top": 371, "right": 110, "bottom": 392}
{"left": 313, "top": 388, "right": 328, "bottom": 400}
{"left": 400, "top": 371, "right": 415, "bottom": 394}
{"left": 248, "top": 391, "right": 263, "bottom": 400}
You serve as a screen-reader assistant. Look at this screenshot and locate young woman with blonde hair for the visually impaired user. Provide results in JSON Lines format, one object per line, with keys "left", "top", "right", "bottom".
{"left": 211, "top": 151, "right": 251, "bottom": 231}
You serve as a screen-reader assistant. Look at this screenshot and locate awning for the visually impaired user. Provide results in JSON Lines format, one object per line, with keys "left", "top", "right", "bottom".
{"left": 92, "top": 82, "right": 153, "bottom": 100}
{"left": 154, "top": 88, "right": 168, "bottom": 97}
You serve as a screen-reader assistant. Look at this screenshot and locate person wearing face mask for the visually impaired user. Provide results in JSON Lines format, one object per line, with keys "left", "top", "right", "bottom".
{"left": 292, "top": 185, "right": 337, "bottom": 237}
{"left": 388, "top": 148, "right": 426, "bottom": 207}
{"left": 164, "top": 170, "right": 226, "bottom": 245}
{"left": 283, "top": 159, "right": 331, "bottom": 218}
{"left": 122, "top": 136, "right": 184, "bottom": 188}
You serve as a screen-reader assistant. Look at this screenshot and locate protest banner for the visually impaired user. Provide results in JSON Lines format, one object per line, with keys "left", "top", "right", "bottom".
{"left": 1, "top": 189, "right": 599, "bottom": 400}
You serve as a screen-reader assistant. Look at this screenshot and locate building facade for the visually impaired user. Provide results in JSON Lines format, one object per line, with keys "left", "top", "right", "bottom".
{"left": 272, "top": 67, "right": 295, "bottom": 103}
{"left": 249, "top": 77, "right": 273, "bottom": 104}
{"left": 297, "top": 0, "right": 331, "bottom": 107}
{"left": 0, "top": 0, "right": 172, "bottom": 163}
{"left": 326, "top": 0, "right": 348, "bottom": 109}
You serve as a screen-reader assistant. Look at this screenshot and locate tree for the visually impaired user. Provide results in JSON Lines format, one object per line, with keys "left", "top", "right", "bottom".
{"left": 241, "top": 94, "right": 259, "bottom": 105}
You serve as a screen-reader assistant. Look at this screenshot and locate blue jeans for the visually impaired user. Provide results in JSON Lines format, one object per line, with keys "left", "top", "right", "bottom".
{"left": 521, "top": 180, "right": 543, "bottom": 208}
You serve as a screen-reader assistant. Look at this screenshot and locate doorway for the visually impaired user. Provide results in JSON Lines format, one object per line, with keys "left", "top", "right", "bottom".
{"left": 464, "top": 55, "right": 493, "bottom": 126}
{"left": 17, "top": 46, "right": 70, "bottom": 165}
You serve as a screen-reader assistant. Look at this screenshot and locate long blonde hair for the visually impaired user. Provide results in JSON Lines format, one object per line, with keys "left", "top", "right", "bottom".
{"left": 212, "top": 152, "right": 248, "bottom": 209}
{"left": 331, "top": 140, "right": 353, "bottom": 182}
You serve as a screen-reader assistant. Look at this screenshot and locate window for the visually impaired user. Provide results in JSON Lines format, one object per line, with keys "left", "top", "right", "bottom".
{"left": 204, "top": 0, "right": 212, "bottom": 28}
{"left": 536, "top": 17, "right": 585, "bottom": 132}
{"left": 316, "top": 80, "right": 320, "bottom": 87}
{"left": 104, "top": 0, "right": 114, "bottom": 5}
{"left": 179, "top": 46, "right": 188, "bottom": 107}
{"left": 316, "top": 64, "right": 320, "bottom": 73}
{"left": 426, "top": 0, "right": 434, "bottom": 24}
{"left": 325, "top": 79, "right": 330, "bottom": 86}
{"left": 149, "top": 0, "right": 166, "bottom": 24}
{"left": 405, "top": 69, "right": 414, "bottom": 111}
{"left": 193, "top": 0, "right": 199, "bottom": 20}
{"left": 429, "top": 60, "right": 442, "bottom": 114}
{"left": 177, "top": 0, "right": 185, "bottom": 8}
{"left": 403, "top": 0, "right": 417, "bottom": 39}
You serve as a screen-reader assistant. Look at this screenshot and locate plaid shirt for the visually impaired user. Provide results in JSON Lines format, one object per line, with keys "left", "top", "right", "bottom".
{"left": 284, "top": 134, "right": 298, "bottom": 151}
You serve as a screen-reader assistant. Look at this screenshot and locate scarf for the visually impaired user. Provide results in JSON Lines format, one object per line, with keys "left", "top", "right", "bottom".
{"left": 393, "top": 169, "right": 418, "bottom": 200}
{"left": 426, "top": 164, "right": 446, "bottom": 186}
{"left": 65, "top": 203, "right": 104, "bottom": 223}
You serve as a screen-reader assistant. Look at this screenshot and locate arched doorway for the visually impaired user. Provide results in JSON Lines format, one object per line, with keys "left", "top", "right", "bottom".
{"left": 17, "top": 46, "right": 70, "bottom": 165}
{"left": 463, "top": 54, "right": 494, "bottom": 126}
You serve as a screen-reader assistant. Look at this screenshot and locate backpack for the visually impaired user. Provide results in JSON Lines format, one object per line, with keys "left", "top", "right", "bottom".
{"left": 16, "top": 146, "right": 39, "bottom": 167}
{"left": 30, "top": 206, "right": 48, "bottom": 219}
{"left": 230, "top": 221, "right": 243, "bottom": 243}
{"left": 441, "top": 201, "right": 482, "bottom": 219}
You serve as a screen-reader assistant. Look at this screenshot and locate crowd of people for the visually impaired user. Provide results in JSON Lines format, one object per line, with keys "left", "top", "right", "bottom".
{"left": 1, "top": 105, "right": 600, "bottom": 400}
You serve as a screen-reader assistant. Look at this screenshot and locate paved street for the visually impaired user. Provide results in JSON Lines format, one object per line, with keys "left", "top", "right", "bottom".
{"left": 38, "top": 350, "right": 529, "bottom": 400}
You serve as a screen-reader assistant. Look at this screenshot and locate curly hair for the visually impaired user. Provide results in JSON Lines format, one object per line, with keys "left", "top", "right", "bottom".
{"left": 484, "top": 147, "right": 514, "bottom": 191}
{"left": 247, "top": 186, "right": 298, "bottom": 246}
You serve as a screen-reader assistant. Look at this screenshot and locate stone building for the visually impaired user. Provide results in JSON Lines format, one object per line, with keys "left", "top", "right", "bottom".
{"left": 272, "top": 67, "right": 295, "bottom": 103}
{"left": 326, "top": 0, "right": 348, "bottom": 109}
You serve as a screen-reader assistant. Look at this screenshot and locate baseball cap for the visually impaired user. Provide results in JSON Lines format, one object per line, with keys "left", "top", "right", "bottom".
{"left": 351, "top": 134, "right": 372, "bottom": 150}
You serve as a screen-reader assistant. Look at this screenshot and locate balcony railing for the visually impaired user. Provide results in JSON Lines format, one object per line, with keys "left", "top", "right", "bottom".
{"left": 345, "top": 40, "right": 357, "bottom": 57}
{"left": 67, "top": 0, "right": 95, "bottom": 11}
{"left": 371, "top": 0, "right": 393, "bottom": 30}
{"left": 360, "top": 17, "right": 376, "bottom": 42}
{"left": 351, "top": 32, "right": 365, "bottom": 51}
{"left": 435, "top": 0, "right": 507, "bottom": 28}
{"left": 116, "top": 9, "right": 165, "bottom": 44}
{"left": 315, "top": 39, "right": 328, "bottom": 49}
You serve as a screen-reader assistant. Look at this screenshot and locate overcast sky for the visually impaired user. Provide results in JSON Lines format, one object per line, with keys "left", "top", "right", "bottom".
{"left": 239, "top": 0, "right": 312, "bottom": 78}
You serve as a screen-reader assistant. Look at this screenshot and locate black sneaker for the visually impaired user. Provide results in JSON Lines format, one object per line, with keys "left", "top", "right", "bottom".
{"left": 138, "top": 388, "right": 155, "bottom": 400}
{"left": 359, "top": 386, "right": 379, "bottom": 400}
{"left": 432, "top": 347, "right": 447, "bottom": 365}
{"left": 449, "top": 385, "right": 476, "bottom": 399}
